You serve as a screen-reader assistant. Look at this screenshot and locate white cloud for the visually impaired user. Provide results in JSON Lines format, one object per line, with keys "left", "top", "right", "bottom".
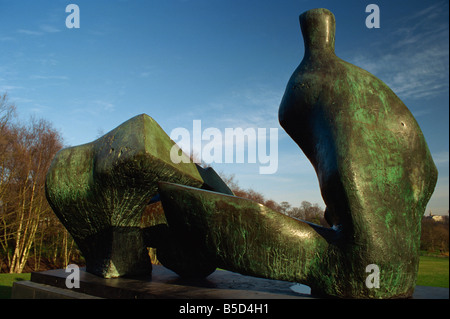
{"left": 348, "top": 2, "right": 449, "bottom": 101}
{"left": 432, "top": 151, "right": 449, "bottom": 165}
{"left": 17, "top": 29, "right": 43, "bottom": 36}
{"left": 11, "top": 96, "right": 33, "bottom": 104}
{"left": 94, "top": 100, "right": 115, "bottom": 112}
{"left": 29, "top": 103, "right": 50, "bottom": 114}
{"left": 427, "top": 175, "right": 449, "bottom": 215}
{"left": 351, "top": 46, "right": 448, "bottom": 101}
{"left": 16, "top": 24, "right": 61, "bottom": 37}
{"left": 40, "top": 25, "right": 61, "bottom": 33}
{"left": 29, "top": 75, "right": 69, "bottom": 80}
{"left": 199, "top": 85, "right": 284, "bottom": 130}
{"left": 0, "top": 85, "right": 23, "bottom": 91}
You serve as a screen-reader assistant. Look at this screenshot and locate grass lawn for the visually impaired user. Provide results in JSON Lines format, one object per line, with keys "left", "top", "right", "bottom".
{"left": 0, "top": 256, "right": 448, "bottom": 298}
{"left": 0, "top": 273, "right": 30, "bottom": 299}
{"left": 416, "top": 256, "right": 449, "bottom": 288}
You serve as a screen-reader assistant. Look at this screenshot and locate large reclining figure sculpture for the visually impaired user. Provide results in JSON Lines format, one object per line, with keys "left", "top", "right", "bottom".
{"left": 45, "top": 8, "right": 437, "bottom": 298}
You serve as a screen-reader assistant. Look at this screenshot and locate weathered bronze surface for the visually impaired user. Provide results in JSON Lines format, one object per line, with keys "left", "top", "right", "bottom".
{"left": 278, "top": 8, "right": 437, "bottom": 297}
{"left": 158, "top": 182, "right": 331, "bottom": 284}
{"left": 45, "top": 114, "right": 232, "bottom": 278}
{"left": 45, "top": 8, "right": 437, "bottom": 298}
{"left": 158, "top": 8, "right": 438, "bottom": 298}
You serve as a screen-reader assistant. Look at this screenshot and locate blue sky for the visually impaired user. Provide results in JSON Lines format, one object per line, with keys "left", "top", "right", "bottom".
{"left": 1, "top": 0, "right": 448, "bottom": 215}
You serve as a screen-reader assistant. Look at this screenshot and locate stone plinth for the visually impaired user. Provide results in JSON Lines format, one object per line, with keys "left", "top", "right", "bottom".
{"left": 11, "top": 265, "right": 448, "bottom": 299}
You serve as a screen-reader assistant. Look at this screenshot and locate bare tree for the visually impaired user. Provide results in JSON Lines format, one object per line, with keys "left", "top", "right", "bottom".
{"left": 0, "top": 95, "right": 64, "bottom": 273}
{"left": 8, "top": 118, "right": 63, "bottom": 273}
{"left": 279, "top": 201, "right": 291, "bottom": 214}
{"left": 421, "top": 217, "right": 449, "bottom": 254}
{"left": 0, "top": 94, "right": 17, "bottom": 268}
{"left": 286, "top": 201, "right": 327, "bottom": 226}
{"left": 0, "top": 93, "right": 16, "bottom": 129}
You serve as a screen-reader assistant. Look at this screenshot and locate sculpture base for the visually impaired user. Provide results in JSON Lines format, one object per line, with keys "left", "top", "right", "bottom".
{"left": 11, "top": 265, "right": 448, "bottom": 299}
{"left": 12, "top": 265, "right": 311, "bottom": 299}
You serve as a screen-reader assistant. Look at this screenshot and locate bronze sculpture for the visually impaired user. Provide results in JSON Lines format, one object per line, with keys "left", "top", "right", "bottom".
{"left": 278, "top": 8, "right": 437, "bottom": 297}
{"left": 156, "top": 8, "right": 437, "bottom": 298}
{"left": 45, "top": 8, "right": 437, "bottom": 298}
{"left": 45, "top": 114, "right": 232, "bottom": 278}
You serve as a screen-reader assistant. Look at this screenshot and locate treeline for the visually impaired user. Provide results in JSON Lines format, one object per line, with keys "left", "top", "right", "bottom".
{"left": 0, "top": 93, "right": 448, "bottom": 273}
{"left": 421, "top": 217, "right": 449, "bottom": 255}
{"left": 0, "top": 94, "right": 82, "bottom": 273}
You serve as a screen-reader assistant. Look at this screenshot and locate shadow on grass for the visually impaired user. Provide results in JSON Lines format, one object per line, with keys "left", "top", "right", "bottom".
{"left": 0, "top": 285, "right": 12, "bottom": 299}
{"left": 0, "top": 277, "right": 28, "bottom": 299}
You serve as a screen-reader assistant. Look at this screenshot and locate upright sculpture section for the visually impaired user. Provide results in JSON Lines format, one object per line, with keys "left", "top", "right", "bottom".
{"left": 278, "top": 8, "right": 438, "bottom": 297}
{"left": 45, "top": 8, "right": 437, "bottom": 298}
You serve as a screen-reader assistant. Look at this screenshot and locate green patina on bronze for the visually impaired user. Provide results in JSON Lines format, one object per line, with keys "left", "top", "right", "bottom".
{"left": 158, "top": 182, "right": 331, "bottom": 284}
{"left": 45, "top": 8, "right": 437, "bottom": 298}
{"left": 45, "top": 113, "right": 232, "bottom": 278}
{"left": 158, "top": 8, "right": 437, "bottom": 299}
{"left": 277, "top": 8, "right": 437, "bottom": 298}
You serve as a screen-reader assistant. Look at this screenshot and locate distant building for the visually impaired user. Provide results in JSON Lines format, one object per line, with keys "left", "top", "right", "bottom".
{"left": 424, "top": 212, "right": 449, "bottom": 224}
{"left": 431, "top": 215, "right": 449, "bottom": 223}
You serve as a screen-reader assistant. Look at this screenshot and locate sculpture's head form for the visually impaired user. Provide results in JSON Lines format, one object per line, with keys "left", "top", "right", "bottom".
{"left": 300, "top": 8, "right": 336, "bottom": 55}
